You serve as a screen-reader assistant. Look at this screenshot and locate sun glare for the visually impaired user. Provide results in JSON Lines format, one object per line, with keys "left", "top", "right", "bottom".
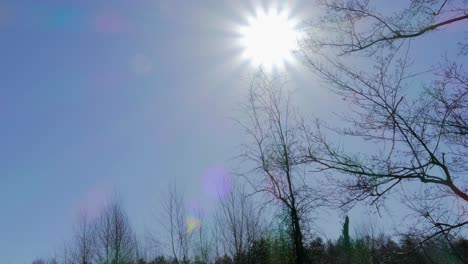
{"left": 239, "top": 8, "right": 299, "bottom": 69}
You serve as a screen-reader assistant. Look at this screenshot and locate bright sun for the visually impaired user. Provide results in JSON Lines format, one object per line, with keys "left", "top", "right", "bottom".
{"left": 239, "top": 8, "right": 299, "bottom": 69}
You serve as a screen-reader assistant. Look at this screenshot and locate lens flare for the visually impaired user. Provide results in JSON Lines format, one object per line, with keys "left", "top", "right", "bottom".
{"left": 201, "top": 166, "right": 232, "bottom": 198}
{"left": 186, "top": 215, "right": 202, "bottom": 233}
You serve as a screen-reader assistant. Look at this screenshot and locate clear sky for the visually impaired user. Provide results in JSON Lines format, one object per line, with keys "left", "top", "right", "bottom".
{"left": 0, "top": 1, "right": 466, "bottom": 263}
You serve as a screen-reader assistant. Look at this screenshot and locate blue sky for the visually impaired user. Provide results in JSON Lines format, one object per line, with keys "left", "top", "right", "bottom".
{"left": 0, "top": 1, "right": 274, "bottom": 262}
{"left": 0, "top": 1, "right": 466, "bottom": 263}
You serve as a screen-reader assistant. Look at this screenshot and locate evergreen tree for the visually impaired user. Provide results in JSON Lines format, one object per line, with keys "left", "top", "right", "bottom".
{"left": 342, "top": 216, "right": 351, "bottom": 252}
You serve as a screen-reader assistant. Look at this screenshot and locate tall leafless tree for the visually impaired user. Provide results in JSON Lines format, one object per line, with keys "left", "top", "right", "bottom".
{"left": 300, "top": 0, "right": 467, "bottom": 257}
{"left": 59, "top": 241, "right": 74, "bottom": 264}
{"left": 72, "top": 211, "right": 95, "bottom": 264}
{"left": 94, "top": 198, "right": 136, "bottom": 264}
{"left": 213, "top": 180, "right": 264, "bottom": 263}
{"left": 192, "top": 206, "right": 211, "bottom": 264}
{"left": 161, "top": 185, "right": 192, "bottom": 264}
{"left": 237, "top": 71, "right": 322, "bottom": 264}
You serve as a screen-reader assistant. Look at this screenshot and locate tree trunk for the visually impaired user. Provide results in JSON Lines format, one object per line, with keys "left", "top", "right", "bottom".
{"left": 291, "top": 209, "right": 305, "bottom": 264}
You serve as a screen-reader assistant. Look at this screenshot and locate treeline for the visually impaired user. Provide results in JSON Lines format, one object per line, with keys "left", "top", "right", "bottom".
{"left": 32, "top": 188, "right": 468, "bottom": 264}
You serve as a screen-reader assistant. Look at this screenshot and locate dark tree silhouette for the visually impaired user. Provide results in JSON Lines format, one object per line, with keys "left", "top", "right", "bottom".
{"left": 341, "top": 216, "right": 351, "bottom": 253}
{"left": 311, "top": 0, "right": 468, "bottom": 55}
{"left": 237, "top": 71, "right": 323, "bottom": 264}
{"left": 301, "top": 0, "right": 467, "bottom": 257}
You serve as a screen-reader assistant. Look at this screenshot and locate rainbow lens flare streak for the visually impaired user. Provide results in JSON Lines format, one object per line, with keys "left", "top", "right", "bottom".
{"left": 186, "top": 215, "right": 202, "bottom": 233}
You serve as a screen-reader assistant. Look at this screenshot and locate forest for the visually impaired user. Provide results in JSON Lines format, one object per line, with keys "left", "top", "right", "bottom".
{"left": 29, "top": 0, "right": 467, "bottom": 263}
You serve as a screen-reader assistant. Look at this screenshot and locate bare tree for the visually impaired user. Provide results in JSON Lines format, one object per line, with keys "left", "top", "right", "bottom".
{"left": 134, "top": 233, "right": 162, "bottom": 264}
{"left": 72, "top": 211, "right": 95, "bottom": 264}
{"left": 211, "top": 215, "right": 224, "bottom": 261}
{"left": 59, "top": 241, "right": 74, "bottom": 264}
{"left": 94, "top": 198, "right": 136, "bottom": 264}
{"left": 95, "top": 203, "right": 113, "bottom": 264}
{"left": 161, "top": 185, "right": 192, "bottom": 264}
{"left": 237, "top": 71, "right": 322, "bottom": 264}
{"left": 192, "top": 206, "right": 211, "bottom": 264}
{"left": 310, "top": 0, "right": 468, "bottom": 55}
{"left": 213, "top": 180, "right": 264, "bottom": 263}
{"left": 300, "top": 0, "right": 468, "bottom": 256}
